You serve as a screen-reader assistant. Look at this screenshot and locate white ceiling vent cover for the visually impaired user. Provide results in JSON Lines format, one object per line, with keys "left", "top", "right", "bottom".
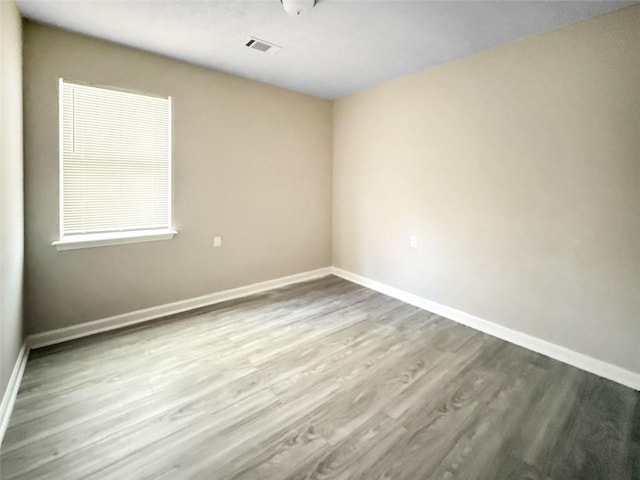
{"left": 245, "top": 37, "right": 281, "bottom": 55}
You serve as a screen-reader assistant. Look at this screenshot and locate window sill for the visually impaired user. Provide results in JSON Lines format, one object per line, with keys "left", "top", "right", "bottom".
{"left": 52, "top": 229, "right": 178, "bottom": 251}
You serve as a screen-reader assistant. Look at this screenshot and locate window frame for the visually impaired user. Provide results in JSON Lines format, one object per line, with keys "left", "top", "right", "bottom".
{"left": 53, "top": 78, "right": 177, "bottom": 251}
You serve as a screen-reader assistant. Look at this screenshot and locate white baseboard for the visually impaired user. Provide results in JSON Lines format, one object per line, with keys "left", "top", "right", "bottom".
{"left": 0, "top": 341, "right": 30, "bottom": 444}
{"left": 331, "top": 267, "right": 640, "bottom": 391}
{"left": 28, "top": 267, "right": 332, "bottom": 349}
{"left": 23, "top": 264, "right": 640, "bottom": 391}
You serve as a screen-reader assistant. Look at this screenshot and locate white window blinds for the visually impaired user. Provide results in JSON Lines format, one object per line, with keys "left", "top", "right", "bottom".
{"left": 60, "top": 79, "right": 172, "bottom": 237}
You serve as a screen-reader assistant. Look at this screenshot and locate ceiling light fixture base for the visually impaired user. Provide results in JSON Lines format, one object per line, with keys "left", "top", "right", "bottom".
{"left": 280, "top": 0, "right": 316, "bottom": 17}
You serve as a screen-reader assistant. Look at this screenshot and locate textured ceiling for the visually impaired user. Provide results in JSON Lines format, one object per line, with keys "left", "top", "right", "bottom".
{"left": 17, "top": 0, "right": 636, "bottom": 99}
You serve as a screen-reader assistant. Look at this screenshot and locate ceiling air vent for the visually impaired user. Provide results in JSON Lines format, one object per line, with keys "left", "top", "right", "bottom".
{"left": 245, "top": 37, "right": 281, "bottom": 55}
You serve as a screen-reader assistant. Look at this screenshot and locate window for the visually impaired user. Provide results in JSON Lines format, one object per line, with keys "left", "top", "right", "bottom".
{"left": 53, "top": 79, "right": 176, "bottom": 250}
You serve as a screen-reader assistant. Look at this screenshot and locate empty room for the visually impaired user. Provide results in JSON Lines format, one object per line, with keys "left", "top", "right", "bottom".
{"left": 1, "top": 0, "right": 639, "bottom": 478}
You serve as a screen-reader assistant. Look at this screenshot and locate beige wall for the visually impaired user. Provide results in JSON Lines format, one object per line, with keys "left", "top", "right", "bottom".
{"left": 23, "top": 23, "right": 332, "bottom": 334}
{"left": 0, "top": 0, "right": 24, "bottom": 396}
{"left": 21, "top": 7, "right": 640, "bottom": 375}
{"left": 333, "top": 6, "right": 640, "bottom": 373}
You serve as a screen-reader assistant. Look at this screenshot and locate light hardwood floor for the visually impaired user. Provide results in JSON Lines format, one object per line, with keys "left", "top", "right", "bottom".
{"left": 1, "top": 276, "right": 638, "bottom": 479}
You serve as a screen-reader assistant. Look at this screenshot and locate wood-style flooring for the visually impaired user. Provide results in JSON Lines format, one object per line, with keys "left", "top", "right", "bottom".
{"left": 1, "top": 275, "right": 638, "bottom": 479}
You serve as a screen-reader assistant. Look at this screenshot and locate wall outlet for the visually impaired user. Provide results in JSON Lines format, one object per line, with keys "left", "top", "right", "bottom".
{"left": 410, "top": 235, "right": 418, "bottom": 249}
{"left": 213, "top": 236, "right": 222, "bottom": 248}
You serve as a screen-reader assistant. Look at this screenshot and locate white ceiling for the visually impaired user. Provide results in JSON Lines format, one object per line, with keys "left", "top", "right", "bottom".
{"left": 17, "top": 0, "right": 636, "bottom": 99}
